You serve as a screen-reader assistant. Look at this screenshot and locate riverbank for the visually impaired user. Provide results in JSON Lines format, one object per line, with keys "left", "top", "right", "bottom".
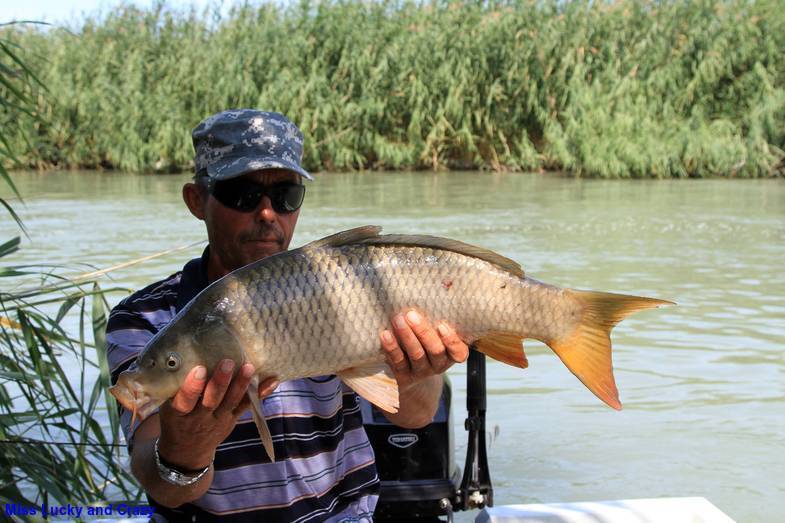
{"left": 1, "top": 0, "right": 784, "bottom": 178}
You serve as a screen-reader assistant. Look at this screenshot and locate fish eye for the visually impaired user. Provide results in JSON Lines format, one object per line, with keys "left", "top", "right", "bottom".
{"left": 165, "top": 352, "right": 181, "bottom": 371}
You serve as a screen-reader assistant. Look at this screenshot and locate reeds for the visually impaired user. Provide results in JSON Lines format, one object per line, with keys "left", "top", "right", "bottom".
{"left": 1, "top": 29, "right": 140, "bottom": 511}
{"left": 0, "top": 257, "right": 140, "bottom": 509}
{"left": 1, "top": 0, "right": 784, "bottom": 177}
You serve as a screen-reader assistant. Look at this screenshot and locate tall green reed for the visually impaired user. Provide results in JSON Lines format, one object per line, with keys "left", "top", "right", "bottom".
{"left": 1, "top": 25, "right": 141, "bottom": 512}
{"left": 1, "top": 0, "right": 784, "bottom": 177}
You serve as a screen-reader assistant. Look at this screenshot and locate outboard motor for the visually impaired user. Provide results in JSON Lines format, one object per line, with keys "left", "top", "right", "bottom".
{"left": 361, "top": 350, "right": 493, "bottom": 522}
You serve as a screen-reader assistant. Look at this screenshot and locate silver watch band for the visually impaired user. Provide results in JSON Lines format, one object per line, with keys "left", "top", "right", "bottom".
{"left": 154, "top": 437, "right": 212, "bottom": 486}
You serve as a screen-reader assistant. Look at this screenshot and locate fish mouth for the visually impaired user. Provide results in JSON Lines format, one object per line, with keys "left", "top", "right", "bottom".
{"left": 109, "top": 371, "right": 164, "bottom": 429}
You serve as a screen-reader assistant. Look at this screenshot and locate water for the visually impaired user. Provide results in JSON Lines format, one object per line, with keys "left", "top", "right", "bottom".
{"left": 2, "top": 171, "right": 784, "bottom": 522}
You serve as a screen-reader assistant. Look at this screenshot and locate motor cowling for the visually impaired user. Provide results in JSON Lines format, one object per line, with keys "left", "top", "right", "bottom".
{"left": 361, "top": 376, "right": 459, "bottom": 521}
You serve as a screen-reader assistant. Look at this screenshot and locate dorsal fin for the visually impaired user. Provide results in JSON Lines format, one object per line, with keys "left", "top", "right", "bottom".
{"left": 304, "top": 225, "right": 382, "bottom": 249}
{"left": 365, "top": 233, "right": 524, "bottom": 278}
{"left": 302, "top": 225, "right": 524, "bottom": 278}
{"left": 305, "top": 225, "right": 523, "bottom": 278}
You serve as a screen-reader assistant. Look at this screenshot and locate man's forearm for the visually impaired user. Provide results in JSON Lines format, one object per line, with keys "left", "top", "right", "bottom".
{"left": 383, "top": 375, "right": 443, "bottom": 428}
{"left": 132, "top": 436, "right": 214, "bottom": 508}
{"left": 130, "top": 418, "right": 213, "bottom": 508}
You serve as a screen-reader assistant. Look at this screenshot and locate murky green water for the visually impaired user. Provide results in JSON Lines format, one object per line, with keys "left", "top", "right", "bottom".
{"left": 2, "top": 171, "right": 784, "bottom": 522}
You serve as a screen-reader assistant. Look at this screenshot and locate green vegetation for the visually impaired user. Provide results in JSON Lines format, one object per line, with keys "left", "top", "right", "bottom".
{"left": 2, "top": 0, "right": 784, "bottom": 177}
{"left": 1, "top": 27, "right": 140, "bottom": 510}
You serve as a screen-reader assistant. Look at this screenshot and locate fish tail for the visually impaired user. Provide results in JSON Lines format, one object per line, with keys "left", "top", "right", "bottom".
{"left": 547, "top": 290, "right": 674, "bottom": 410}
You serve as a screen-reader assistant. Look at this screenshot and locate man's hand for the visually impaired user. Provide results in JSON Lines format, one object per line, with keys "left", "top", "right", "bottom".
{"left": 157, "top": 360, "right": 279, "bottom": 470}
{"left": 380, "top": 310, "right": 469, "bottom": 389}
{"left": 379, "top": 310, "right": 469, "bottom": 428}
{"left": 131, "top": 361, "right": 278, "bottom": 508}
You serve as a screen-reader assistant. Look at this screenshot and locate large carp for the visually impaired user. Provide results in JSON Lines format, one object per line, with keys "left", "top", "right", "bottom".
{"left": 110, "top": 226, "right": 671, "bottom": 461}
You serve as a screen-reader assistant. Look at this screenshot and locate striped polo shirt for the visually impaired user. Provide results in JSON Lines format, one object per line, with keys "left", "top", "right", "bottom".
{"left": 105, "top": 248, "right": 380, "bottom": 522}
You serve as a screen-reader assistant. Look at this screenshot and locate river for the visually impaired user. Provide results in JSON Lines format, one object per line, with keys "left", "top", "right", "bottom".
{"left": 2, "top": 171, "right": 784, "bottom": 522}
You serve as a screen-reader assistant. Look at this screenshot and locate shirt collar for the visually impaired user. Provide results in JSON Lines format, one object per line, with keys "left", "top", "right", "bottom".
{"left": 175, "top": 246, "right": 210, "bottom": 313}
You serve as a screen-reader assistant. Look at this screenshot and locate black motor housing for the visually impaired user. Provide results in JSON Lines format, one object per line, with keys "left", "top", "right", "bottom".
{"left": 360, "top": 377, "right": 459, "bottom": 521}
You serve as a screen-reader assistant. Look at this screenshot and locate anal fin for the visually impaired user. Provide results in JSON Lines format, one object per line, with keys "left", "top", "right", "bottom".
{"left": 475, "top": 331, "right": 528, "bottom": 368}
{"left": 247, "top": 378, "right": 275, "bottom": 462}
{"left": 338, "top": 363, "right": 399, "bottom": 413}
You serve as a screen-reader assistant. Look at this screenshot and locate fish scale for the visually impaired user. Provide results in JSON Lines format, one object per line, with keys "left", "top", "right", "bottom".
{"left": 110, "top": 225, "right": 672, "bottom": 462}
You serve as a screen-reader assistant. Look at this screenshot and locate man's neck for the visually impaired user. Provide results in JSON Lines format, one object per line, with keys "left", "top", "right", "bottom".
{"left": 206, "top": 254, "right": 231, "bottom": 283}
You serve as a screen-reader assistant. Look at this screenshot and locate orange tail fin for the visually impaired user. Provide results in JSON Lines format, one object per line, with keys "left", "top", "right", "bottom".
{"left": 548, "top": 290, "right": 674, "bottom": 410}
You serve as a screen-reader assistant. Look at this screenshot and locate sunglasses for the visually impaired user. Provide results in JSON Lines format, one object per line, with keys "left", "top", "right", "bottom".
{"left": 207, "top": 178, "right": 306, "bottom": 214}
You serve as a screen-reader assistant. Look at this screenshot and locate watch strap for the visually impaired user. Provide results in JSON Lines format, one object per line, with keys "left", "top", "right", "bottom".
{"left": 154, "top": 437, "right": 212, "bottom": 486}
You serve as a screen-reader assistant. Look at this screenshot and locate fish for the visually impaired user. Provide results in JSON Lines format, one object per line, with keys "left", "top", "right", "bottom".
{"left": 109, "top": 225, "right": 673, "bottom": 461}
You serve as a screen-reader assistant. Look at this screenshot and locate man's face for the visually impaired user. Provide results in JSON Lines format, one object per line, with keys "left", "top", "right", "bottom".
{"left": 184, "top": 169, "right": 302, "bottom": 279}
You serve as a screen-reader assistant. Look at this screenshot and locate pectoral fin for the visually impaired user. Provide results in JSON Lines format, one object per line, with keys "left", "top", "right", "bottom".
{"left": 246, "top": 379, "right": 275, "bottom": 462}
{"left": 338, "top": 363, "right": 399, "bottom": 413}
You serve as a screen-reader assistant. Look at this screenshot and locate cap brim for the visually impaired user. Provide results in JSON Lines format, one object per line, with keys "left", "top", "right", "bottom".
{"left": 206, "top": 155, "right": 314, "bottom": 181}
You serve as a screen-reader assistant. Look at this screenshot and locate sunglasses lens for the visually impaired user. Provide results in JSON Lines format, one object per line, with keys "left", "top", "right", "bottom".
{"left": 272, "top": 184, "right": 305, "bottom": 213}
{"left": 211, "top": 179, "right": 261, "bottom": 212}
{"left": 210, "top": 180, "right": 305, "bottom": 213}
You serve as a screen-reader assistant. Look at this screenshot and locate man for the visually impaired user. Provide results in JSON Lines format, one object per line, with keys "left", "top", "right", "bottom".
{"left": 106, "top": 109, "right": 469, "bottom": 521}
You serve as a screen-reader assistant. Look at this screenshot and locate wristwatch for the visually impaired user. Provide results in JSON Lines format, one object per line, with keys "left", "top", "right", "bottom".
{"left": 154, "top": 437, "right": 212, "bottom": 486}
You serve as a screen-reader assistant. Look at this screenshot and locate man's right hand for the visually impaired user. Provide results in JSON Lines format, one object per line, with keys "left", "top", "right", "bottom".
{"left": 130, "top": 360, "right": 278, "bottom": 508}
{"left": 157, "top": 360, "right": 277, "bottom": 471}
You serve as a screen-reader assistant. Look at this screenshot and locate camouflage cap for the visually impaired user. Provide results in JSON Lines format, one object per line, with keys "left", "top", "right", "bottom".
{"left": 192, "top": 109, "right": 313, "bottom": 182}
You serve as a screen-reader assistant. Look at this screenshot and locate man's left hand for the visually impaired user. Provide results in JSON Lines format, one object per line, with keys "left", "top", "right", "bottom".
{"left": 380, "top": 310, "right": 469, "bottom": 389}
